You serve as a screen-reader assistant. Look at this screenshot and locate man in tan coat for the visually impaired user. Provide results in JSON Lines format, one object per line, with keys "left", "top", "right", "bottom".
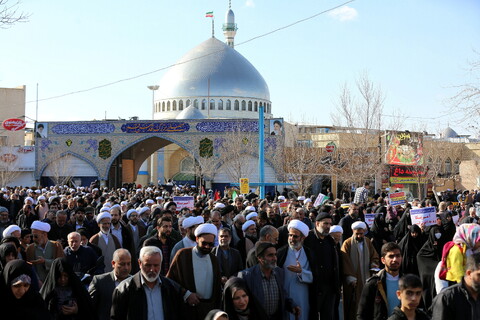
{"left": 341, "top": 221, "right": 379, "bottom": 320}
{"left": 26, "top": 220, "right": 64, "bottom": 283}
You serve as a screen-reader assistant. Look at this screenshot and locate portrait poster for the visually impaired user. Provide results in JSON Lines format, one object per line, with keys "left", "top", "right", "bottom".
{"left": 385, "top": 131, "right": 423, "bottom": 166}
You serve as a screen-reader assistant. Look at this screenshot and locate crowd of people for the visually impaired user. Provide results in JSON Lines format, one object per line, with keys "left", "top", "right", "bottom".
{"left": 0, "top": 182, "right": 479, "bottom": 320}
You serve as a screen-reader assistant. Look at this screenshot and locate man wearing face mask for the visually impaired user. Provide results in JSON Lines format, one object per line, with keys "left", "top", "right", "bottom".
{"left": 89, "top": 212, "right": 121, "bottom": 272}
{"left": 341, "top": 221, "right": 379, "bottom": 320}
{"left": 430, "top": 252, "right": 480, "bottom": 320}
{"left": 167, "top": 223, "right": 222, "bottom": 320}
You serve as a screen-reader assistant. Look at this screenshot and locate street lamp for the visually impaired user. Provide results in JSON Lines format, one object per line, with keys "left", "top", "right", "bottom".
{"left": 147, "top": 85, "right": 160, "bottom": 120}
{"left": 147, "top": 85, "right": 160, "bottom": 186}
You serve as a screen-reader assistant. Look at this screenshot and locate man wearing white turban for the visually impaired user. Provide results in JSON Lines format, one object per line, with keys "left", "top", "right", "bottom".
{"left": 277, "top": 220, "right": 314, "bottom": 320}
{"left": 170, "top": 215, "right": 204, "bottom": 259}
{"left": 26, "top": 220, "right": 64, "bottom": 282}
{"left": 340, "top": 220, "right": 379, "bottom": 320}
{"left": 167, "top": 223, "right": 222, "bottom": 320}
{"left": 90, "top": 212, "right": 121, "bottom": 272}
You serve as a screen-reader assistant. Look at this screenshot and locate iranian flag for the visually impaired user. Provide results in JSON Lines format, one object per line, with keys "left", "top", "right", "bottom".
{"left": 313, "top": 193, "right": 329, "bottom": 207}
{"left": 205, "top": 11, "right": 214, "bottom": 18}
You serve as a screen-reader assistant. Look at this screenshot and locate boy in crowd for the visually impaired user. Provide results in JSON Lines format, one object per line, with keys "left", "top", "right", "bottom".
{"left": 388, "top": 274, "right": 430, "bottom": 320}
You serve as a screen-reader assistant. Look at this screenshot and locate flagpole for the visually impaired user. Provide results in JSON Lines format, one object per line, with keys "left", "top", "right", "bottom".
{"left": 212, "top": 17, "right": 214, "bottom": 38}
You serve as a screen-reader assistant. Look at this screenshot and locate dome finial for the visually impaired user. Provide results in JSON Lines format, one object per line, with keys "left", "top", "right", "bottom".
{"left": 223, "top": 1, "right": 237, "bottom": 48}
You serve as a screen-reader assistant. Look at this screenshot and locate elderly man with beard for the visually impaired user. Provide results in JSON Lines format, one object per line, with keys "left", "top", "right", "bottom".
{"left": 170, "top": 215, "right": 203, "bottom": 259}
{"left": 238, "top": 242, "right": 301, "bottom": 320}
{"left": 277, "top": 220, "right": 314, "bottom": 320}
{"left": 48, "top": 210, "right": 74, "bottom": 248}
{"left": 167, "top": 223, "right": 222, "bottom": 320}
{"left": 26, "top": 220, "right": 64, "bottom": 282}
{"left": 341, "top": 221, "right": 380, "bottom": 320}
{"left": 90, "top": 212, "right": 121, "bottom": 272}
{"left": 144, "top": 216, "right": 175, "bottom": 275}
{"left": 357, "top": 242, "right": 403, "bottom": 320}
{"left": 303, "top": 212, "right": 340, "bottom": 320}
{"left": 231, "top": 213, "right": 245, "bottom": 246}
{"left": 111, "top": 246, "right": 186, "bottom": 320}
{"left": 125, "top": 208, "right": 146, "bottom": 253}
{"left": 235, "top": 219, "right": 258, "bottom": 268}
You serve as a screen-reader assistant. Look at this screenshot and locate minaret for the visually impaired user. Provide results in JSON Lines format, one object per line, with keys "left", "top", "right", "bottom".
{"left": 222, "top": 0, "right": 237, "bottom": 48}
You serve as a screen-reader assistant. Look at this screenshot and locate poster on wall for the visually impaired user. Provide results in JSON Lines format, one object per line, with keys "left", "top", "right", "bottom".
{"left": 269, "top": 119, "right": 283, "bottom": 136}
{"left": 35, "top": 123, "right": 48, "bottom": 138}
{"left": 386, "top": 131, "right": 423, "bottom": 166}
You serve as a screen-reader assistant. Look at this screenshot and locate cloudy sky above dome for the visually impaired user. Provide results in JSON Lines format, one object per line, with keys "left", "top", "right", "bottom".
{"left": 1, "top": 0, "right": 479, "bottom": 135}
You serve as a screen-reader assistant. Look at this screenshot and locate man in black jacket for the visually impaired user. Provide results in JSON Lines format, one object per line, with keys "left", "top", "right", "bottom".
{"left": 303, "top": 212, "right": 339, "bottom": 320}
{"left": 430, "top": 252, "right": 480, "bottom": 320}
{"left": 111, "top": 246, "right": 185, "bottom": 320}
{"left": 357, "top": 242, "right": 403, "bottom": 320}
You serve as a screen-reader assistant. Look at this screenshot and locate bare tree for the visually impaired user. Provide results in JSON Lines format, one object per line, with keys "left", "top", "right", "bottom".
{"left": 329, "top": 73, "right": 387, "bottom": 189}
{"left": 0, "top": 0, "right": 29, "bottom": 28}
{"left": 449, "top": 51, "right": 480, "bottom": 135}
{"left": 44, "top": 151, "right": 74, "bottom": 186}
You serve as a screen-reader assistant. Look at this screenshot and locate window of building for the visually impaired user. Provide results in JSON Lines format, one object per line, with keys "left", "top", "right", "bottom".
{"left": 194, "top": 99, "right": 199, "bottom": 108}
{"left": 172, "top": 100, "right": 177, "bottom": 111}
{"left": 445, "top": 158, "right": 452, "bottom": 175}
{"left": 226, "top": 100, "right": 231, "bottom": 110}
{"left": 218, "top": 99, "right": 223, "bottom": 110}
{"left": 201, "top": 99, "right": 207, "bottom": 110}
{"left": 234, "top": 100, "right": 239, "bottom": 111}
{"left": 162, "top": 102, "right": 165, "bottom": 112}
{"left": 248, "top": 101, "right": 252, "bottom": 111}
{"left": 167, "top": 101, "right": 170, "bottom": 111}
{"left": 186, "top": 99, "right": 191, "bottom": 108}
{"left": 454, "top": 159, "right": 460, "bottom": 174}
{"left": 179, "top": 100, "right": 184, "bottom": 111}
{"left": 254, "top": 101, "right": 258, "bottom": 112}
{"left": 242, "top": 100, "right": 246, "bottom": 111}
{"left": 210, "top": 99, "right": 215, "bottom": 110}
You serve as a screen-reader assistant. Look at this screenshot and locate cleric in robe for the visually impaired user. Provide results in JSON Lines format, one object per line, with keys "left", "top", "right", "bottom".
{"left": 276, "top": 220, "right": 316, "bottom": 320}
{"left": 167, "top": 223, "right": 222, "bottom": 320}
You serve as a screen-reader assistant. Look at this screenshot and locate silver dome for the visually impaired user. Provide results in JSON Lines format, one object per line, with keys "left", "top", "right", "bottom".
{"left": 157, "top": 37, "right": 270, "bottom": 101}
{"left": 175, "top": 105, "right": 206, "bottom": 120}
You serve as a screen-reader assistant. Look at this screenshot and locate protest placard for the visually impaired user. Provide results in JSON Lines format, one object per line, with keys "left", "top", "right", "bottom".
{"left": 410, "top": 207, "right": 437, "bottom": 227}
{"left": 173, "top": 196, "right": 195, "bottom": 211}
{"left": 279, "top": 202, "right": 290, "bottom": 214}
{"left": 365, "top": 214, "right": 375, "bottom": 228}
{"left": 389, "top": 191, "right": 406, "bottom": 206}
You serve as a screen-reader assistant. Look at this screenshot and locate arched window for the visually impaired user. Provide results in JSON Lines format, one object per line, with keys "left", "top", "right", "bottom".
{"left": 226, "top": 100, "right": 231, "bottom": 110}
{"left": 218, "top": 99, "right": 223, "bottom": 110}
{"left": 201, "top": 99, "right": 207, "bottom": 110}
{"left": 454, "top": 159, "right": 460, "bottom": 174}
{"left": 234, "top": 100, "right": 239, "bottom": 111}
{"left": 210, "top": 99, "right": 215, "bottom": 110}
{"left": 162, "top": 102, "right": 165, "bottom": 112}
{"left": 194, "top": 99, "right": 199, "bottom": 108}
{"left": 179, "top": 100, "right": 184, "bottom": 110}
{"left": 167, "top": 101, "right": 171, "bottom": 111}
{"left": 186, "top": 99, "right": 191, "bottom": 108}
{"left": 445, "top": 158, "right": 452, "bottom": 175}
{"left": 241, "top": 100, "right": 246, "bottom": 111}
{"left": 254, "top": 101, "right": 258, "bottom": 112}
{"left": 172, "top": 100, "right": 177, "bottom": 111}
{"left": 248, "top": 101, "right": 252, "bottom": 111}
{"left": 180, "top": 157, "right": 195, "bottom": 173}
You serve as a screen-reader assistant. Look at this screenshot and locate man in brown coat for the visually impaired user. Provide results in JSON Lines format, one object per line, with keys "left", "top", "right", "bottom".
{"left": 167, "top": 223, "right": 222, "bottom": 320}
{"left": 26, "top": 220, "right": 64, "bottom": 283}
{"left": 341, "top": 221, "right": 379, "bottom": 320}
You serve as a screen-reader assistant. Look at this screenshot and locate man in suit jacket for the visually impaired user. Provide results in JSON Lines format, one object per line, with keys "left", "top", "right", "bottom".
{"left": 89, "top": 248, "right": 132, "bottom": 320}
{"left": 212, "top": 228, "right": 243, "bottom": 283}
{"left": 238, "top": 242, "right": 301, "bottom": 320}
{"left": 111, "top": 246, "right": 186, "bottom": 320}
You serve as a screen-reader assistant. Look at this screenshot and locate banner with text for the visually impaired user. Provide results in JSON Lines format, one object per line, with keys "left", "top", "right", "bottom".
{"left": 389, "top": 191, "right": 406, "bottom": 206}
{"left": 410, "top": 207, "right": 437, "bottom": 227}
{"left": 173, "top": 196, "right": 195, "bottom": 211}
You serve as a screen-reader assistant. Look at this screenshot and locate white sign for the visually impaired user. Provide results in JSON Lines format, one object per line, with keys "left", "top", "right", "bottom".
{"left": 365, "top": 214, "right": 375, "bottom": 228}
{"left": 173, "top": 196, "right": 194, "bottom": 211}
{"left": 410, "top": 207, "right": 437, "bottom": 227}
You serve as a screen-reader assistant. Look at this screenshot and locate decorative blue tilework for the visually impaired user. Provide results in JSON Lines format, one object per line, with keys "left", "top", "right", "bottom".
{"left": 85, "top": 139, "right": 98, "bottom": 153}
{"left": 121, "top": 122, "right": 190, "bottom": 133}
{"left": 51, "top": 123, "right": 115, "bottom": 134}
{"left": 196, "top": 121, "right": 258, "bottom": 132}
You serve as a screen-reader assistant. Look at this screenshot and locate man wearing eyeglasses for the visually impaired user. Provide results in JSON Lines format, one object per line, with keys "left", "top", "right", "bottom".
{"left": 167, "top": 223, "right": 222, "bottom": 320}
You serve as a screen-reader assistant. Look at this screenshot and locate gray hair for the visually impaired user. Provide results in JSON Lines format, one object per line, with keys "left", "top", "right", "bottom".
{"left": 113, "top": 248, "right": 131, "bottom": 262}
{"left": 233, "top": 213, "right": 245, "bottom": 222}
{"left": 259, "top": 225, "right": 277, "bottom": 240}
{"left": 139, "top": 246, "right": 163, "bottom": 261}
{"left": 56, "top": 210, "right": 68, "bottom": 217}
{"left": 67, "top": 231, "right": 81, "bottom": 240}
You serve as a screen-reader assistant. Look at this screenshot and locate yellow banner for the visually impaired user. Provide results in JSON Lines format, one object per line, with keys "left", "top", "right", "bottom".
{"left": 239, "top": 178, "right": 249, "bottom": 194}
{"left": 390, "top": 177, "right": 427, "bottom": 184}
